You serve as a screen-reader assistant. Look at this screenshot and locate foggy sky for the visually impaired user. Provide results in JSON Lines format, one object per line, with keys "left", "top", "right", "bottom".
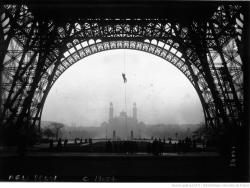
{"left": 42, "top": 50, "right": 204, "bottom": 127}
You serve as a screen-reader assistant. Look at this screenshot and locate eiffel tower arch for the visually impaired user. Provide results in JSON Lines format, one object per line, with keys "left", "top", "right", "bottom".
{"left": 0, "top": 1, "right": 247, "bottom": 145}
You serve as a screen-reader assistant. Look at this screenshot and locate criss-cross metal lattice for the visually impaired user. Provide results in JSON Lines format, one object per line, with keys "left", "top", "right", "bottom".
{"left": 0, "top": 4, "right": 245, "bottom": 133}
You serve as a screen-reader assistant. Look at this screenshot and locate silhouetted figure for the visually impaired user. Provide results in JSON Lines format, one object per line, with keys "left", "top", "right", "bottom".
{"left": 177, "top": 140, "right": 181, "bottom": 153}
{"left": 123, "top": 141, "right": 128, "bottom": 153}
{"left": 147, "top": 142, "right": 151, "bottom": 154}
{"left": 88, "top": 138, "right": 92, "bottom": 145}
{"left": 122, "top": 73, "right": 127, "bottom": 83}
{"left": 80, "top": 138, "right": 83, "bottom": 144}
{"left": 118, "top": 142, "right": 123, "bottom": 153}
{"left": 180, "top": 140, "right": 185, "bottom": 152}
{"left": 159, "top": 140, "right": 164, "bottom": 155}
{"left": 106, "top": 140, "right": 113, "bottom": 152}
{"left": 64, "top": 139, "right": 68, "bottom": 147}
{"left": 152, "top": 139, "right": 159, "bottom": 155}
{"left": 183, "top": 138, "right": 186, "bottom": 152}
{"left": 192, "top": 140, "right": 196, "bottom": 150}
{"left": 114, "top": 142, "right": 118, "bottom": 152}
{"left": 168, "top": 138, "right": 172, "bottom": 144}
{"left": 187, "top": 137, "right": 192, "bottom": 151}
{"left": 49, "top": 139, "right": 54, "bottom": 150}
{"left": 174, "top": 142, "right": 177, "bottom": 152}
{"left": 74, "top": 138, "right": 77, "bottom": 145}
{"left": 135, "top": 142, "right": 138, "bottom": 153}
{"left": 57, "top": 138, "right": 62, "bottom": 151}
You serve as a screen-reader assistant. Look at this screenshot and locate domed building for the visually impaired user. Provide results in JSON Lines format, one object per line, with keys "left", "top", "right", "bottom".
{"left": 101, "top": 102, "right": 145, "bottom": 140}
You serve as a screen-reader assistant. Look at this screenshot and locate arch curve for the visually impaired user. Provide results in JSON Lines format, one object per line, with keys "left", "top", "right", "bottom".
{"left": 18, "top": 20, "right": 216, "bottom": 129}
{"left": 55, "top": 40, "right": 193, "bottom": 86}
{"left": 0, "top": 4, "right": 244, "bottom": 136}
{"left": 38, "top": 39, "right": 215, "bottom": 129}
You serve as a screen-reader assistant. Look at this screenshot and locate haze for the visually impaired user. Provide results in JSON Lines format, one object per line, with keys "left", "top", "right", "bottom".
{"left": 42, "top": 50, "right": 204, "bottom": 127}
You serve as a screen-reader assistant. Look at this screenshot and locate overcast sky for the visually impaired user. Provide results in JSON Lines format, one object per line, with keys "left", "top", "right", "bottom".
{"left": 42, "top": 49, "right": 204, "bottom": 127}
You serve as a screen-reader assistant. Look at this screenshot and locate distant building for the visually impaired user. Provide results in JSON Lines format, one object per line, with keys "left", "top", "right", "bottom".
{"left": 101, "top": 102, "right": 145, "bottom": 139}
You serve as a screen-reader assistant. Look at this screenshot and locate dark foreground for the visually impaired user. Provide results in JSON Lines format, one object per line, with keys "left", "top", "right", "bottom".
{"left": 0, "top": 152, "right": 248, "bottom": 182}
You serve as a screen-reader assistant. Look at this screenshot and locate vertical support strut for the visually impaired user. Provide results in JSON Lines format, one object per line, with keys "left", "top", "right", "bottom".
{"left": 189, "top": 22, "right": 229, "bottom": 127}
{"left": 0, "top": 8, "right": 4, "bottom": 118}
{"left": 210, "top": 24, "right": 243, "bottom": 125}
{"left": 32, "top": 50, "right": 64, "bottom": 131}
{"left": 0, "top": 5, "right": 21, "bottom": 122}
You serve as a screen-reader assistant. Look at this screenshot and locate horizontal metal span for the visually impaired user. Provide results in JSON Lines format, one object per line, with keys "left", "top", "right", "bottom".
{"left": 5, "top": 1, "right": 222, "bottom": 25}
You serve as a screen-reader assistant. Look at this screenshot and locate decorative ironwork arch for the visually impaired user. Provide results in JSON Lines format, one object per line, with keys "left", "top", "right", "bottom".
{"left": 0, "top": 4, "right": 244, "bottom": 133}
{"left": 37, "top": 39, "right": 214, "bottom": 130}
{"left": 55, "top": 40, "right": 193, "bottom": 85}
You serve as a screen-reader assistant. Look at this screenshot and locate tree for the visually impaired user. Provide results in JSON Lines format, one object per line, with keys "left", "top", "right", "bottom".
{"left": 50, "top": 122, "right": 65, "bottom": 140}
{"left": 43, "top": 128, "right": 55, "bottom": 139}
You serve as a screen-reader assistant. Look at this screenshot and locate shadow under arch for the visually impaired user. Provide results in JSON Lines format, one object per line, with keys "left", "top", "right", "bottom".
{"left": 39, "top": 39, "right": 212, "bottom": 129}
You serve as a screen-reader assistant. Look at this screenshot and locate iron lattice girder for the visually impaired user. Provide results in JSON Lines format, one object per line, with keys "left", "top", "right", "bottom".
{"left": 4, "top": 4, "right": 241, "bottom": 71}
{"left": 25, "top": 1, "right": 218, "bottom": 25}
{"left": 1, "top": 7, "right": 59, "bottom": 124}
{"left": 0, "top": 3, "right": 245, "bottom": 129}
{"left": 55, "top": 40, "right": 191, "bottom": 84}
{"left": 55, "top": 19, "right": 208, "bottom": 73}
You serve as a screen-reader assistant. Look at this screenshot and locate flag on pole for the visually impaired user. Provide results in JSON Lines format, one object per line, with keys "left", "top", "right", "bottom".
{"left": 122, "top": 73, "right": 127, "bottom": 83}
